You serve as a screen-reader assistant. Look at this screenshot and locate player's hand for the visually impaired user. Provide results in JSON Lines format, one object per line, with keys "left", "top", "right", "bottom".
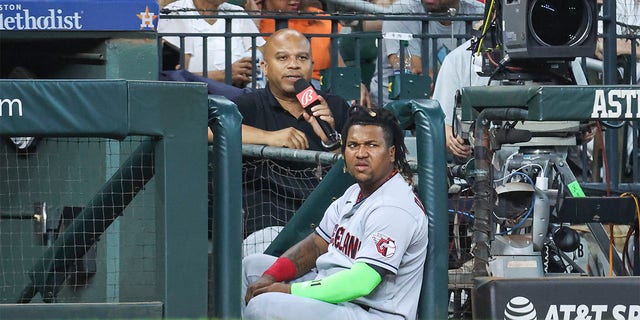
{"left": 245, "top": 275, "right": 276, "bottom": 304}
{"left": 250, "top": 282, "right": 292, "bottom": 301}
{"left": 445, "top": 125, "right": 472, "bottom": 158}
{"left": 231, "top": 57, "right": 253, "bottom": 87}
{"left": 267, "top": 127, "right": 309, "bottom": 149}
{"left": 301, "top": 95, "right": 335, "bottom": 142}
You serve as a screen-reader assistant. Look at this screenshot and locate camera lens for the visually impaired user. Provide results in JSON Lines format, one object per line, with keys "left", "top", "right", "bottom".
{"left": 529, "top": 0, "right": 592, "bottom": 46}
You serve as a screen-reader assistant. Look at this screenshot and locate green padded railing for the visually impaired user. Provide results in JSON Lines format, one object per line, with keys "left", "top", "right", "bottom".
{"left": 208, "top": 95, "right": 244, "bottom": 319}
{"left": 386, "top": 99, "right": 449, "bottom": 320}
{"left": 459, "top": 85, "right": 640, "bottom": 121}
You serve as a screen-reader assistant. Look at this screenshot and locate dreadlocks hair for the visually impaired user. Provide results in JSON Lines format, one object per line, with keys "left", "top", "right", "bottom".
{"left": 340, "top": 106, "right": 414, "bottom": 184}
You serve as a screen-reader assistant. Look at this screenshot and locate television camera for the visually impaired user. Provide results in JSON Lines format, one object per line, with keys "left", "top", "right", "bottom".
{"left": 474, "top": 0, "right": 597, "bottom": 84}
{"left": 446, "top": 0, "right": 620, "bottom": 281}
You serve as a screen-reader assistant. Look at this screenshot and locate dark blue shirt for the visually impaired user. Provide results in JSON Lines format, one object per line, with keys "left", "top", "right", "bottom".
{"left": 232, "top": 83, "right": 349, "bottom": 151}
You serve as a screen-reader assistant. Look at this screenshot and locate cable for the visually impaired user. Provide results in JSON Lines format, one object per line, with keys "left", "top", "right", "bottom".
{"left": 500, "top": 151, "right": 520, "bottom": 180}
{"left": 496, "top": 163, "right": 544, "bottom": 184}
{"left": 513, "top": 163, "right": 544, "bottom": 175}
{"left": 485, "top": 51, "right": 524, "bottom": 85}
{"left": 595, "top": 122, "right": 614, "bottom": 275}
{"left": 543, "top": 244, "right": 550, "bottom": 273}
{"left": 475, "top": 0, "right": 496, "bottom": 56}
{"left": 484, "top": 50, "right": 523, "bottom": 72}
{"left": 448, "top": 209, "right": 475, "bottom": 220}
{"left": 596, "top": 122, "right": 611, "bottom": 196}
{"left": 609, "top": 224, "right": 615, "bottom": 276}
{"left": 498, "top": 204, "right": 534, "bottom": 236}
{"left": 494, "top": 170, "right": 535, "bottom": 184}
{"left": 620, "top": 192, "right": 640, "bottom": 275}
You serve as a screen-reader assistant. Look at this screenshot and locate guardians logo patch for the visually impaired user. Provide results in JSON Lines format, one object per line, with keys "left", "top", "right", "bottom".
{"left": 372, "top": 233, "right": 396, "bottom": 258}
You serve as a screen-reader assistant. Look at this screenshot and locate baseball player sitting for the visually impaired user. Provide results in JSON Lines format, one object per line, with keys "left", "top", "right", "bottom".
{"left": 242, "top": 106, "right": 429, "bottom": 320}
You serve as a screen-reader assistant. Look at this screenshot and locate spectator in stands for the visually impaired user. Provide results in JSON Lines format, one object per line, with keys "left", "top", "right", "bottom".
{"left": 242, "top": 106, "right": 428, "bottom": 320}
{"left": 232, "top": 29, "right": 349, "bottom": 242}
{"left": 336, "top": 0, "right": 398, "bottom": 94}
{"left": 246, "top": 0, "right": 372, "bottom": 106}
{"left": 206, "top": 27, "right": 349, "bottom": 151}
{"left": 361, "top": 0, "right": 397, "bottom": 32}
{"left": 595, "top": 0, "right": 640, "bottom": 84}
{"left": 369, "top": 0, "right": 484, "bottom": 106}
{"left": 158, "top": 0, "right": 265, "bottom": 88}
{"left": 431, "top": 40, "right": 475, "bottom": 159}
{"left": 251, "top": 0, "right": 342, "bottom": 87}
{"left": 233, "top": 28, "right": 349, "bottom": 151}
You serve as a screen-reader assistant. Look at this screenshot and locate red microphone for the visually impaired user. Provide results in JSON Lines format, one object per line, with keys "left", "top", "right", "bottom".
{"left": 293, "top": 79, "right": 340, "bottom": 147}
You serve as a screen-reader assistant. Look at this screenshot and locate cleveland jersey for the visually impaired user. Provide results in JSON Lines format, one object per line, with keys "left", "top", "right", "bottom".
{"left": 315, "top": 173, "right": 429, "bottom": 319}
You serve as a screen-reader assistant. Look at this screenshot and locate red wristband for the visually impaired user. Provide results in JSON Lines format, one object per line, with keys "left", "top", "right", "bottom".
{"left": 263, "top": 257, "right": 297, "bottom": 282}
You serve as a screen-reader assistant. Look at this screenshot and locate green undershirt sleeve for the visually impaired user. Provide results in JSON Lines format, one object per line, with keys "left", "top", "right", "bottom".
{"left": 290, "top": 262, "right": 383, "bottom": 304}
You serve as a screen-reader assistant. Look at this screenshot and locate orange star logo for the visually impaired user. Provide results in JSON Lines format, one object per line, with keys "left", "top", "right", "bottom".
{"left": 137, "top": 6, "right": 158, "bottom": 30}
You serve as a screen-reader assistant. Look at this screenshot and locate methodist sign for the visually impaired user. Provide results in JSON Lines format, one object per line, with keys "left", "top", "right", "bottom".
{"left": 0, "top": 0, "right": 159, "bottom": 31}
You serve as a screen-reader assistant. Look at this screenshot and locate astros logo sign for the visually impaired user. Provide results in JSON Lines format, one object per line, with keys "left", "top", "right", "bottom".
{"left": 136, "top": 6, "right": 157, "bottom": 30}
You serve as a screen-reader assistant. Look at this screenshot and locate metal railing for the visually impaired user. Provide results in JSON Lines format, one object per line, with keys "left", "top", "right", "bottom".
{"left": 157, "top": 11, "right": 483, "bottom": 106}
{"left": 158, "top": 8, "right": 640, "bottom": 191}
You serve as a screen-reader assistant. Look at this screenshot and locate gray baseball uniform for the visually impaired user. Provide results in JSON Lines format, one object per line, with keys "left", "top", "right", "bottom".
{"left": 243, "top": 173, "right": 429, "bottom": 320}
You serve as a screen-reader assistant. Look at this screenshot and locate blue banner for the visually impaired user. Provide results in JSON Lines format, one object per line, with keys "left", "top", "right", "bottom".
{"left": 0, "top": 0, "right": 159, "bottom": 31}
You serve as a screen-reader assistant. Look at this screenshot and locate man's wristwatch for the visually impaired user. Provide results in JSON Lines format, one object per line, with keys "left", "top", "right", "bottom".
{"left": 322, "top": 132, "right": 342, "bottom": 151}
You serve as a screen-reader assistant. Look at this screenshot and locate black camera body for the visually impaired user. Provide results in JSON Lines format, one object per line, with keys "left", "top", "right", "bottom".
{"left": 501, "top": 0, "right": 597, "bottom": 59}
{"left": 477, "top": 0, "right": 597, "bottom": 83}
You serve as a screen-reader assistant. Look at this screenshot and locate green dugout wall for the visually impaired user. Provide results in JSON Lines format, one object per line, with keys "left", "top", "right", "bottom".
{"left": 0, "top": 80, "right": 211, "bottom": 319}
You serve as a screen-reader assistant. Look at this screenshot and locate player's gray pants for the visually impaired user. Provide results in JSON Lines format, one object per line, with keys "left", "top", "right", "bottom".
{"left": 242, "top": 254, "right": 398, "bottom": 320}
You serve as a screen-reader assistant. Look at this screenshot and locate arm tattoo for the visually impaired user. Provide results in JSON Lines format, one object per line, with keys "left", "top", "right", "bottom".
{"left": 282, "top": 232, "right": 328, "bottom": 277}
